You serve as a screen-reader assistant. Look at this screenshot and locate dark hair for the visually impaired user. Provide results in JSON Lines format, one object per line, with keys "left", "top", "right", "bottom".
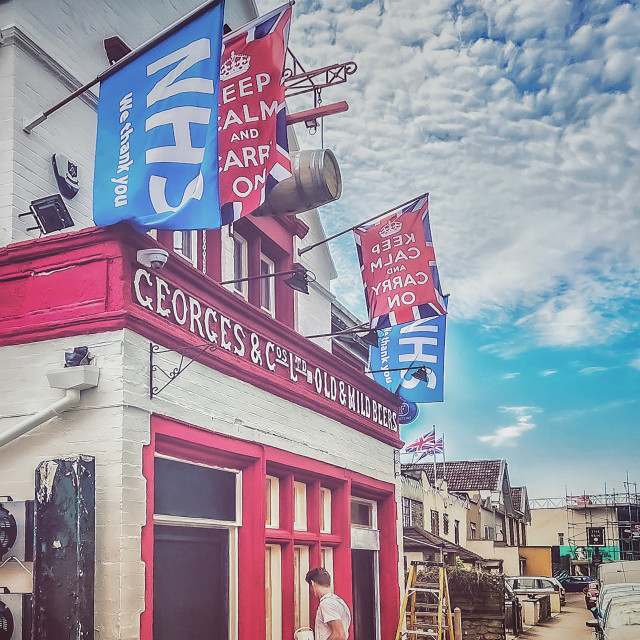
{"left": 305, "top": 567, "right": 331, "bottom": 587}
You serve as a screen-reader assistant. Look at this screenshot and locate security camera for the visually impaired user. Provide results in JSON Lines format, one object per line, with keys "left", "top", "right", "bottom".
{"left": 137, "top": 248, "right": 169, "bottom": 270}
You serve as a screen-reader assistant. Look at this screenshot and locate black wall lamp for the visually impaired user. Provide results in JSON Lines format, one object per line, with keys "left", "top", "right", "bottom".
{"left": 306, "top": 325, "right": 381, "bottom": 348}
{"left": 220, "top": 268, "right": 316, "bottom": 295}
{"left": 366, "top": 365, "right": 433, "bottom": 382}
{"left": 18, "top": 195, "right": 74, "bottom": 235}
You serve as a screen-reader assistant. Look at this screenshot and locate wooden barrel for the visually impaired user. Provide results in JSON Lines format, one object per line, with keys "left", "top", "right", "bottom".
{"left": 252, "top": 149, "right": 342, "bottom": 216}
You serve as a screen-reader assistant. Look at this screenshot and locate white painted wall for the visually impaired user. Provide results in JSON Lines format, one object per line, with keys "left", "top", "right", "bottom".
{"left": 0, "top": 328, "right": 397, "bottom": 639}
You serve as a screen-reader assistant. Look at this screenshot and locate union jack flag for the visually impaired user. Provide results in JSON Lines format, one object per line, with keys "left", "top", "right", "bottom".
{"left": 404, "top": 428, "right": 436, "bottom": 453}
{"left": 416, "top": 435, "right": 445, "bottom": 460}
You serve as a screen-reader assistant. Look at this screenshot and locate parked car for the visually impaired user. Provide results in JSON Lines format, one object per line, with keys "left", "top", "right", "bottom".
{"left": 562, "top": 575, "right": 594, "bottom": 592}
{"left": 585, "top": 581, "right": 600, "bottom": 609}
{"left": 595, "top": 583, "right": 640, "bottom": 618}
{"left": 506, "top": 576, "right": 566, "bottom": 606}
{"left": 587, "top": 594, "right": 640, "bottom": 639}
{"left": 597, "top": 560, "right": 640, "bottom": 586}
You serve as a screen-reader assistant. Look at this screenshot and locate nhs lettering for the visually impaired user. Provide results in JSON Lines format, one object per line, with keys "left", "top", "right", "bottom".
{"left": 93, "top": 3, "right": 225, "bottom": 230}
{"left": 369, "top": 313, "right": 447, "bottom": 404}
{"left": 355, "top": 195, "right": 447, "bottom": 329}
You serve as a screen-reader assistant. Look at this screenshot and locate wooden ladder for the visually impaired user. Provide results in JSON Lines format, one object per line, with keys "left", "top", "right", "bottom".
{"left": 395, "top": 561, "right": 455, "bottom": 640}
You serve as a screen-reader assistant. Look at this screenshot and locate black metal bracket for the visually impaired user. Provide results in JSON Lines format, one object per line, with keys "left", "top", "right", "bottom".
{"left": 284, "top": 49, "right": 357, "bottom": 102}
{"left": 149, "top": 342, "right": 218, "bottom": 399}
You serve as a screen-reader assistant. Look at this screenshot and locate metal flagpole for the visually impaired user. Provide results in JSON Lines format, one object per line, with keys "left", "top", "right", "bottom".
{"left": 432, "top": 425, "right": 437, "bottom": 489}
{"left": 23, "top": 0, "right": 224, "bottom": 133}
{"left": 297, "top": 193, "right": 428, "bottom": 256}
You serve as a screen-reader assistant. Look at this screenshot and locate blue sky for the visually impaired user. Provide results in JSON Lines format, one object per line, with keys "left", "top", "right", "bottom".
{"left": 257, "top": 0, "right": 640, "bottom": 498}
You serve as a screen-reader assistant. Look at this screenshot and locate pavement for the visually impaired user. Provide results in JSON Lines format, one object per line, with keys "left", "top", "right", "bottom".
{"left": 509, "top": 593, "right": 594, "bottom": 640}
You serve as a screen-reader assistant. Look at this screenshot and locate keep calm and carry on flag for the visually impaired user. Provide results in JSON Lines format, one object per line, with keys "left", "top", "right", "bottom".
{"left": 355, "top": 195, "right": 447, "bottom": 329}
{"left": 93, "top": 2, "right": 225, "bottom": 230}
{"left": 218, "top": 4, "right": 292, "bottom": 224}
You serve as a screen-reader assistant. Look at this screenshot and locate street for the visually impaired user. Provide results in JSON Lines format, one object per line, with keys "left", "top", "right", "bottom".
{"left": 517, "top": 593, "right": 594, "bottom": 640}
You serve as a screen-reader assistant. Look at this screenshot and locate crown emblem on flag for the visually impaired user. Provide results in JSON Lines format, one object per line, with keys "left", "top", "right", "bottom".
{"left": 379, "top": 219, "right": 402, "bottom": 238}
{"left": 221, "top": 52, "right": 251, "bottom": 81}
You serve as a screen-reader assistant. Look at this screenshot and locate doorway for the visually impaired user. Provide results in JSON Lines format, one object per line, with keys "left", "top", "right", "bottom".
{"left": 351, "top": 549, "right": 377, "bottom": 640}
{"left": 153, "top": 525, "right": 229, "bottom": 640}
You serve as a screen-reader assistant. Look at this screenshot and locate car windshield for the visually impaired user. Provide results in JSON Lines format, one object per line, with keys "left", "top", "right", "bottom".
{"left": 606, "top": 602, "right": 640, "bottom": 628}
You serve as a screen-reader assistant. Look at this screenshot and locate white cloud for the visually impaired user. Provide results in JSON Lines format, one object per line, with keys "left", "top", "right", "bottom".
{"left": 631, "top": 357, "right": 640, "bottom": 371}
{"left": 503, "top": 372, "right": 520, "bottom": 379}
{"left": 579, "top": 366, "right": 608, "bottom": 375}
{"left": 541, "top": 370, "right": 557, "bottom": 376}
{"left": 477, "top": 406, "right": 538, "bottom": 447}
{"left": 257, "top": 0, "right": 640, "bottom": 347}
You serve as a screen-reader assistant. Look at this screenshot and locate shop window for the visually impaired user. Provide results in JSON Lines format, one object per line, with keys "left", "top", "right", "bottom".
{"left": 430, "top": 510, "right": 439, "bottom": 536}
{"left": 260, "top": 254, "right": 275, "bottom": 316}
{"left": 266, "top": 476, "right": 280, "bottom": 528}
{"left": 443, "top": 513, "right": 449, "bottom": 536}
{"left": 265, "top": 544, "right": 282, "bottom": 640}
{"left": 173, "top": 230, "right": 197, "bottom": 266}
{"left": 321, "top": 546, "right": 334, "bottom": 582}
{"left": 294, "top": 482, "right": 307, "bottom": 531}
{"left": 351, "top": 498, "right": 376, "bottom": 528}
{"left": 232, "top": 232, "right": 248, "bottom": 298}
{"left": 293, "top": 545, "right": 310, "bottom": 630}
{"left": 154, "top": 456, "right": 238, "bottom": 523}
{"left": 320, "top": 487, "right": 332, "bottom": 533}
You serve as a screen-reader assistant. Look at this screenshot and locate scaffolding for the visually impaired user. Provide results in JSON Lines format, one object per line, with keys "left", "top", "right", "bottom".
{"left": 529, "top": 478, "right": 640, "bottom": 571}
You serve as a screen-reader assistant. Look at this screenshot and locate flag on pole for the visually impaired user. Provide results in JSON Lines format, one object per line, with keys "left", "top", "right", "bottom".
{"left": 368, "top": 311, "right": 447, "bottom": 404}
{"left": 218, "top": 4, "right": 293, "bottom": 224}
{"left": 404, "top": 428, "right": 436, "bottom": 453}
{"left": 94, "top": 2, "right": 225, "bottom": 230}
{"left": 416, "top": 435, "right": 445, "bottom": 460}
{"left": 354, "top": 195, "right": 447, "bottom": 329}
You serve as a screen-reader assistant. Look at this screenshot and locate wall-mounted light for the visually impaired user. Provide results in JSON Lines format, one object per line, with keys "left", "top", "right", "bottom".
{"left": 220, "top": 268, "right": 316, "bottom": 295}
{"left": 366, "top": 365, "right": 433, "bottom": 382}
{"left": 103, "top": 36, "right": 132, "bottom": 64}
{"left": 18, "top": 195, "right": 74, "bottom": 235}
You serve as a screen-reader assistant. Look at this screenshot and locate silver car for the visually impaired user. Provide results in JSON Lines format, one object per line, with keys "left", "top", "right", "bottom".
{"left": 587, "top": 594, "right": 640, "bottom": 639}
{"left": 506, "top": 576, "right": 566, "bottom": 606}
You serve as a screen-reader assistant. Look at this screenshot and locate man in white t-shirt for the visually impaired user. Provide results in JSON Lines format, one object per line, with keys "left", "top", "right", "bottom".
{"left": 305, "top": 567, "right": 351, "bottom": 640}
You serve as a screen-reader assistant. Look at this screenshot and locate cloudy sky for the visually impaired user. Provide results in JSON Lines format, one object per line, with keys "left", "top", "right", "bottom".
{"left": 258, "top": 0, "right": 640, "bottom": 498}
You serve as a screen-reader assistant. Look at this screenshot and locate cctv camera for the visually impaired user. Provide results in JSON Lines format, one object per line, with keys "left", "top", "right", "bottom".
{"left": 137, "top": 248, "right": 169, "bottom": 270}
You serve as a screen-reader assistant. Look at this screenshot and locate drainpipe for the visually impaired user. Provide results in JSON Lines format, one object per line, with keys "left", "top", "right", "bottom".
{"left": 0, "top": 365, "right": 99, "bottom": 449}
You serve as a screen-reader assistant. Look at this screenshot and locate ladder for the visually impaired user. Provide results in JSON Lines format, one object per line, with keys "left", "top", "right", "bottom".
{"left": 395, "top": 561, "right": 455, "bottom": 640}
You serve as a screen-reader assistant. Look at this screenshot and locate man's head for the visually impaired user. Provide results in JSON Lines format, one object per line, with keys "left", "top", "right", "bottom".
{"left": 305, "top": 567, "right": 332, "bottom": 598}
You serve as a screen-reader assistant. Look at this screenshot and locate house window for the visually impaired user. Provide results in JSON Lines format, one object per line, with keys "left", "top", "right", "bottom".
{"left": 402, "top": 498, "right": 411, "bottom": 527}
{"left": 265, "top": 545, "right": 282, "bottom": 640}
{"left": 232, "top": 233, "right": 248, "bottom": 297}
{"left": 294, "top": 545, "right": 310, "bottom": 630}
{"left": 173, "top": 230, "right": 197, "bottom": 266}
{"left": 454, "top": 520, "right": 460, "bottom": 545}
{"left": 260, "top": 254, "right": 275, "bottom": 316}
{"left": 266, "top": 476, "right": 279, "bottom": 528}
{"left": 430, "top": 510, "right": 440, "bottom": 536}
{"left": 294, "top": 482, "right": 307, "bottom": 531}
{"left": 558, "top": 533, "right": 565, "bottom": 546}
{"left": 320, "top": 488, "right": 332, "bottom": 533}
{"left": 470, "top": 522, "right": 477, "bottom": 540}
{"left": 443, "top": 513, "right": 449, "bottom": 536}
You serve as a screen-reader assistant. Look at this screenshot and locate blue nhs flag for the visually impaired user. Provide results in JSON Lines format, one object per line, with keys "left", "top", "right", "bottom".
{"left": 93, "top": 3, "right": 224, "bottom": 230}
{"left": 369, "top": 314, "right": 446, "bottom": 403}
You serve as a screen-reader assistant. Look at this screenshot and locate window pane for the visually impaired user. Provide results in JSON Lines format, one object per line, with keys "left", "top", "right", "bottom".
{"left": 260, "top": 256, "right": 274, "bottom": 314}
{"left": 351, "top": 501, "right": 372, "bottom": 527}
{"left": 294, "top": 482, "right": 307, "bottom": 531}
{"left": 154, "top": 457, "right": 236, "bottom": 521}
{"left": 320, "top": 488, "right": 331, "bottom": 533}
{"left": 266, "top": 476, "right": 279, "bottom": 528}
{"left": 266, "top": 545, "right": 281, "bottom": 640}
{"left": 294, "top": 546, "right": 310, "bottom": 629}
{"left": 232, "top": 235, "right": 247, "bottom": 295}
